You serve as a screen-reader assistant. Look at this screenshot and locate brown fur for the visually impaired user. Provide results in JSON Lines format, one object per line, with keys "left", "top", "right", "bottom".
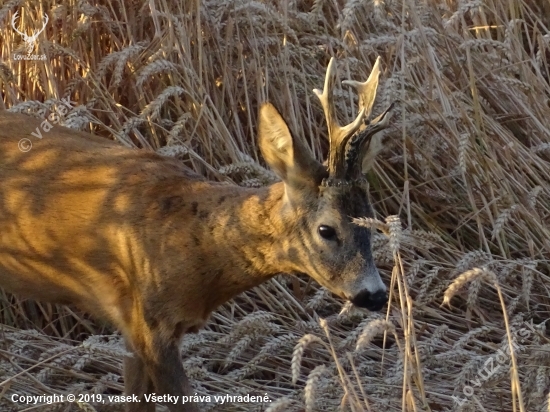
{"left": 0, "top": 101, "right": 387, "bottom": 411}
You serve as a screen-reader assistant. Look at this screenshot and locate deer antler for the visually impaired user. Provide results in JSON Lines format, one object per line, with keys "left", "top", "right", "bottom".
{"left": 314, "top": 57, "right": 393, "bottom": 182}
{"left": 343, "top": 57, "right": 394, "bottom": 179}
{"left": 342, "top": 57, "right": 382, "bottom": 131}
{"left": 11, "top": 11, "right": 26, "bottom": 38}
{"left": 314, "top": 58, "right": 366, "bottom": 180}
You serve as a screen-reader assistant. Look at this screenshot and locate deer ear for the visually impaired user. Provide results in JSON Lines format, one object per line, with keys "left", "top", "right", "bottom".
{"left": 360, "top": 104, "right": 394, "bottom": 173}
{"left": 258, "top": 103, "right": 294, "bottom": 180}
{"left": 258, "top": 103, "right": 325, "bottom": 190}
{"left": 361, "top": 132, "right": 385, "bottom": 172}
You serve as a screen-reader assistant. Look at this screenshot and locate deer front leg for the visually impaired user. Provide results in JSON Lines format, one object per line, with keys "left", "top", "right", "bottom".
{"left": 125, "top": 321, "right": 200, "bottom": 412}
{"left": 123, "top": 339, "right": 155, "bottom": 412}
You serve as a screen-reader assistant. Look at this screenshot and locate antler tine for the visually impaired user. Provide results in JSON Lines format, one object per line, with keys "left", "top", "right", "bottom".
{"left": 313, "top": 57, "right": 366, "bottom": 179}
{"left": 342, "top": 56, "right": 382, "bottom": 130}
{"left": 342, "top": 57, "right": 394, "bottom": 179}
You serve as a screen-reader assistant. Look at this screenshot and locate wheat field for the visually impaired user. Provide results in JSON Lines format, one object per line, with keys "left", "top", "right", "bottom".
{"left": 0, "top": 0, "right": 549, "bottom": 411}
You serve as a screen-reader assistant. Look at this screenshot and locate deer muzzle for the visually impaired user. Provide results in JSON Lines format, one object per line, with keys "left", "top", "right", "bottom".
{"left": 350, "top": 289, "right": 387, "bottom": 311}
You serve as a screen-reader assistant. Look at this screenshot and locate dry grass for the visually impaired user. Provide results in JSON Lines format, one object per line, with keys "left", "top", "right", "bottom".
{"left": 1, "top": 0, "right": 550, "bottom": 411}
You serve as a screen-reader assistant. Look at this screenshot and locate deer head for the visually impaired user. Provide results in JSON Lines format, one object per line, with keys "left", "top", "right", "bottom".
{"left": 258, "top": 57, "right": 393, "bottom": 311}
{"left": 11, "top": 11, "right": 49, "bottom": 55}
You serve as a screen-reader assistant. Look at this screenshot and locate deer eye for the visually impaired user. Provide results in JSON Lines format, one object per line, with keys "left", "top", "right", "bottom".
{"left": 318, "top": 225, "right": 337, "bottom": 241}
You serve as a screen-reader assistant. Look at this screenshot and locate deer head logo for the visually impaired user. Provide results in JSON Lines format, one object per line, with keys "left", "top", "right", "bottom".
{"left": 11, "top": 11, "right": 49, "bottom": 55}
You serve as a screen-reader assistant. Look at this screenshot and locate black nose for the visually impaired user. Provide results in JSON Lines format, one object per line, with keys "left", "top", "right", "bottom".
{"left": 351, "top": 290, "right": 387, "bottom": 311}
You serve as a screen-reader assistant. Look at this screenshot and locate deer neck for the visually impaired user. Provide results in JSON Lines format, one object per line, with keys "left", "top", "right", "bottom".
{"left": 218, "top": 182, "right": 293, "bottom": 266}
{"left": 192, "top": 181, "right": 297, "bottom": 308}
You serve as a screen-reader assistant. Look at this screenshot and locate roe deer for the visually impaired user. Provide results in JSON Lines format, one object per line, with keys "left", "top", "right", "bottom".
{"left": 0, "top": 57, "right": 393, "bottom": 412}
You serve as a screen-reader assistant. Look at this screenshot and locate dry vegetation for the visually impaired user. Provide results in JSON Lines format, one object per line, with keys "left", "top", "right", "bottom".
{"left": 1, "top": 0, "right": 550, "bottom": 411}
